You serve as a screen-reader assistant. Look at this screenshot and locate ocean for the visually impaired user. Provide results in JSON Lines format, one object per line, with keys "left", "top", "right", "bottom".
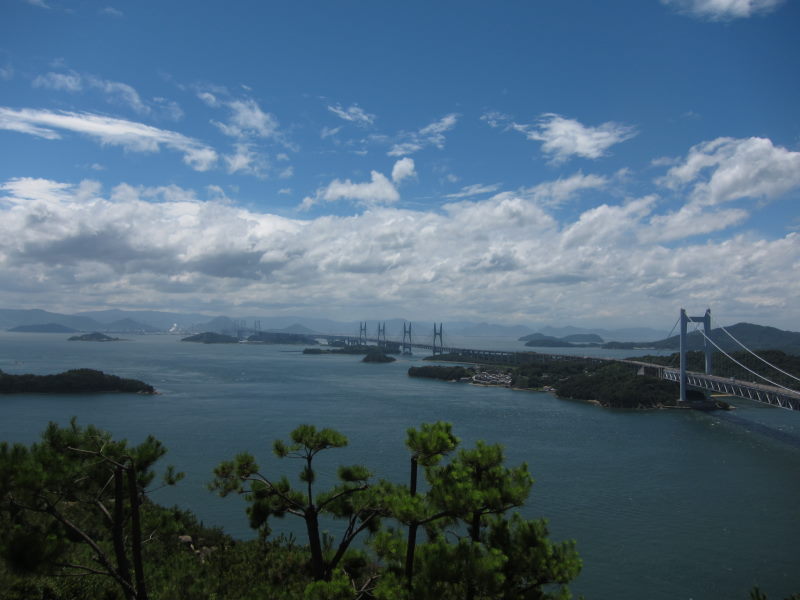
{"left": 1, "top": 331, "right": 798, "bottom": 599}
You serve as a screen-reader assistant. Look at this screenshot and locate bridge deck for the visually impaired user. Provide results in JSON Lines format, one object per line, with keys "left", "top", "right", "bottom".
{"left": 317, "top": 335, "right": 800, "bottom": 411}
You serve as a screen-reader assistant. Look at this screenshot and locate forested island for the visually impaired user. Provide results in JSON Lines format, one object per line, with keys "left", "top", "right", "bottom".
{"left": 410, "top": 355, "right": 724, "bottom": 410}
{"left": 362, "top": 348, "right": 396, "bottom": 363}
{"left": 181, "top": 332, "right": 239, "bottom": 344}
{"left": 68, "top": 332, "right": 121, "bottom": 342}
{"left": 0, "top": 368, "right": 155, "bottom": 394}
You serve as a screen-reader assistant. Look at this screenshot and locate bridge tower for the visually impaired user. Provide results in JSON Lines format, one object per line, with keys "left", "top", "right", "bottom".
{"left": 679, "top": 308, "right": 713, "bottom": 403}
{"left": 377, "top": 322, "right": 386, "bottom": 348}
{"left": 402, "top": 322, "right": 412, "bottom": 355}
{"left": 432, "top": 323, "right": 443, "bottom": 355}
{"left": 359, "top": 322, "right": 367, "bottom": 346}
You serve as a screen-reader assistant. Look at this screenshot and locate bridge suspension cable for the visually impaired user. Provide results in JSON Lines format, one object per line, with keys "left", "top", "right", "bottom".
{"left": 709, "top": 317, "right": 800, "bottom": 384}
{"left": 690, "top": 323, "right": 800, "bottom": 394}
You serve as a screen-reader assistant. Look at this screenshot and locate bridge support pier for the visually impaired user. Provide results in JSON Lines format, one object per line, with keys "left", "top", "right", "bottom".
{"left": 402, "top": 322, "right": 412, "bottom": 355}
{"left": 432, "top": 323, "right": 443, "bottom": 356}
{"left": 679, "top": 308, "right": 712, "bottom": 403}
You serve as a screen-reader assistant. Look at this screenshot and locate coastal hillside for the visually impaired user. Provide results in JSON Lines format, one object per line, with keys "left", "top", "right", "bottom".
{"left": 607, "top": 323, "right": 800, "bottom": 355}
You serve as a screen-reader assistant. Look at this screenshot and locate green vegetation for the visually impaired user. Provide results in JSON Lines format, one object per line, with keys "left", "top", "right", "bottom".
{"left": 180, "top": 332, "right": 239, "bottom": 344}
{"left": 0, "top": 419, "right": 585, "bottom": 599}
{"left": 603, "top": 323, "right": 800, "bottom": 355}
{"left": 211, "top": 422, "right": 581, "bottom": 599}
{"left": 0, "top": 369, "right": 155, "bottom": 395}
{"left": 408, "top": 365, "right": 474, "bottom": 381}
{"left": 68, "top": 332, "right": 121, "bottom": 342}
{"left": 635, "top": 350, "right": 800, "bottom": 390}
{"left": 363, "top": 349, "right": 396, "bottom": 363}
{"left": 553, "top": 363, "right": 681, "bottom": 408}
{"left": 415, "top": 357, "right": 692, "bottom": 409}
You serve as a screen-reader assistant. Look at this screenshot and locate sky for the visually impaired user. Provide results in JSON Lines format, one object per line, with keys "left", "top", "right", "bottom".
{"left": 0, "top": 0, "right": 799, "bottom": 330}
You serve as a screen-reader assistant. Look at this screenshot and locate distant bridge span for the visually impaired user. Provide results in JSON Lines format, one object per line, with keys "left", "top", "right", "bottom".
{"left": 321, "top": 310, "right": 800, "bottom": 411}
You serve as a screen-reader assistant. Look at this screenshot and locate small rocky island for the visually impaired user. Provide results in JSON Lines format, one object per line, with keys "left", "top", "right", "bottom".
{"left": 0, "top": 368, "right": 155, "bottom": 394}
{"left": 181, "top": 332, "right": 239, "bottom": 344}
{"left": 68, "top": 332, "right": 121, "bottom": 342}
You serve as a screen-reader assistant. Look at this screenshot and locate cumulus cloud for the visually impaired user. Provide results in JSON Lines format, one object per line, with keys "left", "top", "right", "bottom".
{"left": 661, "top": 0, "right": 785, "bottom": 20}
{"left": 391, "top": 157, "right": 416, "bottom": 184}
{"left": 658, "top": 137, "right": 800, "bottom": 206}
{"left": 0, "top": 107, "right": 217, "bottom": 171}
{"left": 648, "top": 137, "right": 800, "bottom": 241}
{"left": 511, "top": 113, "right": 637, "bottom": 164}
{"left": 301, "top": 170, "right": 399, "bottom": 211}
{"left": 388, "top": 114, "right": 459, "bottom": 157}
{"left": 328, "top": 104, "right": 375, "bottom": 127}
{"left": 0, "top": 176, "right": 798, "bottom": 326}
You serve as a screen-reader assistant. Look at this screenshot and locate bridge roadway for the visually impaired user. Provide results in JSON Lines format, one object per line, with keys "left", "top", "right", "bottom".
{"left": 327, "top": 336, "right": 800, "bottom": 411}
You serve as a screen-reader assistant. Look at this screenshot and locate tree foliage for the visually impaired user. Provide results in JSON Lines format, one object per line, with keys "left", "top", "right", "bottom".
{"left": 2, "top": 420, "right": 584, "bottom": 600}
{"left": 0, "top": 418, "right": 182, "bottom": 599}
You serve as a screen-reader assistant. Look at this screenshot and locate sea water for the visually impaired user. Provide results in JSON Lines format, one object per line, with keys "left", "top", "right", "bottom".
{"left": 1, "top": 332, "right": 798, "bottom": 600}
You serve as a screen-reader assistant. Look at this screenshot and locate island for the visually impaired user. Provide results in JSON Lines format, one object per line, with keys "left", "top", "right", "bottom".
{"left": 362, "top": 348, "right": 396, "bottom": 363}
{"left": 68, "top": 332, "right": 122, "bottom": 342}
{"left": 410, "top": 353, "right": 730, "bottom": 410}
{"left": 0, "top": 368, "right": 155, "bottom": 394}
{"left": 181, "top": 332, "right": 239, "bottom": 344}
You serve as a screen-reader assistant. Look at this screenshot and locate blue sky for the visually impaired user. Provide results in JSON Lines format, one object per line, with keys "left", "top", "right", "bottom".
{"left": 1, "top": 0, "right": 798, "bottom": 329}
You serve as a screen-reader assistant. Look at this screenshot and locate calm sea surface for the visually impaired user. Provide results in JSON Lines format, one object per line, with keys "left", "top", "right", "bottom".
{"left": 1, "top": 332, "right": 798, "bottom": 600}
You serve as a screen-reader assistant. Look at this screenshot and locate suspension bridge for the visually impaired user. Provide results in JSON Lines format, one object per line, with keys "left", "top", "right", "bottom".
{"left": 328, "top": 310, "right": 800, "bottom": 411}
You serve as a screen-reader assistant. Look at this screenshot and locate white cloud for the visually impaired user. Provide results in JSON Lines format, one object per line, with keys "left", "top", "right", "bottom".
{"left": 512, "top": 113, "right": 637, "bottom": 164}
{"left": 445, "top": 183, "right": 503, "bottom": 199}
{"left": 641, "top": 204, "right": 749, "bottom": 242}
{"left": 33, "top": 71, "right": 83, "bottom": 92}
{"left": 279, "top": 166, "right": 294, "bottom": 179}
{"left": 153, "top": 97, "right": 184, "bottom": 120}
{"left": 388, "top": 114, "right": 459, "bottom": 157}
{"left": 0, "top": 107, "right": 218, "bottom": 171}
{"left": 661, "top": 0, "right": 785, "bottom": 20}
{"left": 213, "top": 99, "right": 278, "bottom": 139}
{"left": 647, "top": 137, "right": 800, "bottom": 242}
{"left": 100, "top": 6, "right": 124, "bottom": 17}
{"left": 24, "top": 0, "right": 51, "bottom": 8}
{"left": 224, "top": 143, "right": 268, "bottom": 177}
{"left": 321, "top": 126, "right": 342, "bottom": 139}
{"left": 328, "top": 104, "right": 375, "bottom": 127}
{"left": 198, "top": 92, "right": 220, "bottom": 107}
{"left": 301, "top": 170, "right": 399, "bottom": 210}
{"left": 391, "top": 158, "right": 416, "bottom": 184}
{"left": 523, "top": 172, "right": 609, "bottom": 206}
{"left": 658, "top": 137, "right": 800, "bottom": 206}
{"left": 0, "top": 63, "right": 13, "bottom": 81}
{"left": 1, "top": 177, "right": 798, "bottom": 327}
{"left": 32, "top": 70, "right": 167, "bottom": 117}
{"left": 86, "top": 76, "right": 150, "bottom": 115}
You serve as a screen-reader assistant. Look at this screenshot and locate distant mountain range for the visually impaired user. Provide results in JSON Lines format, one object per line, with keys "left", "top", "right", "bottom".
{"left": 1, "top": 308, "right": 797, "bottom": 354}
{"left": 623, "top": 322, "right": 800, "bottom": 355}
